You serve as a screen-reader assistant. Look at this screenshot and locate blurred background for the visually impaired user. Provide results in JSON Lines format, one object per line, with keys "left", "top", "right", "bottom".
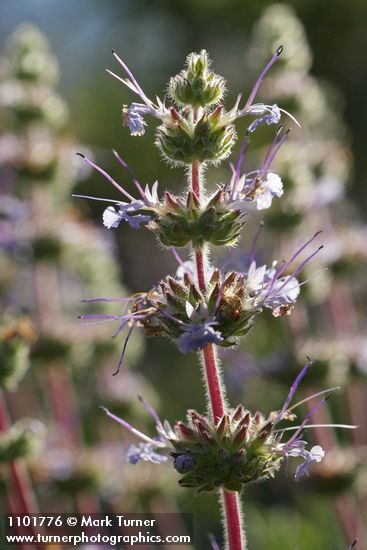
{"left": 0, "top": 1, "right": 367, "bottom": 548}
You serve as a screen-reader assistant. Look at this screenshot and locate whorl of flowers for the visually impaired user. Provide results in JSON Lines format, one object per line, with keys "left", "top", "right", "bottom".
{"left": 99, "top": 362, "right": 352, "bottom": 493}
{"left": 80, "top": 230, "right": 322, "bottom": 370}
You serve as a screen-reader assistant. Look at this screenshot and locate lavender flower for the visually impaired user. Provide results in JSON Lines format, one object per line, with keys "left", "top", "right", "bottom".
{"left": 122, "top": 103, "right": 148, "bottom": 136}
{"left": 255, "top": 172, "right": 283, "bottom": 210}
{"left": 127, "top": 442, "right": 168, "bottom": 465}
{"left": 270, "top": 360, "right": 357, "bottom": 481}
{"left": 75, "top": 152, "right": 167, "bottom": 233}
{"left": 107, "top": 50, "right": 169, "bottom": 136}
{"left": 244, "top": 260, "right": 300, "bottom": 317}
{"left": 172, "top": 248, "right": 195, "bottom": 281}
{"left": 80, "top": 232, "right": 322, "bottom": 374}
{"left": 284, "top": 440, "right": 325, "bottom": 481}
{"left": 224, "top": 127, "right": 288, "bottom": 213}
{"left": 177, "top": 322, "right": 224, "bottom": 354}
{"left": 103, "top": 201, "right": 151, "bottom": 230}
{"left": 219, "top": 46, "right": 300, "bottom": 133}
{"left": 101, "top": 398, "right": 174, "bottom": 466}
{"left": 247, "top": 103, "right": 281, "bottom": 133}
{"left": 243, "top": 232, "right": 323, "bottom": 316}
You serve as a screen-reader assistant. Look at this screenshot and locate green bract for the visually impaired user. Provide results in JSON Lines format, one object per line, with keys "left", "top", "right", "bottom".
{"left": 173, "top": 408, "right": 282, "bottom": 492}
{"left": 169, "top": 50, "right": 225, "bottom": 108}
{"left": 156, "top": 107, "right": 236, "bottom": 165}
{"left": 150, "top": 189, "right": 244, "bottom": 247}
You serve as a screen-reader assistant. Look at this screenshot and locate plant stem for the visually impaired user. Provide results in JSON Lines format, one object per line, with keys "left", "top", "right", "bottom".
{"left": 191, "top": 159, "right": 244, "bottom": 550}
{"left": 223, "top": 491, "right": 245, "bottom": 550}
{"left": 202, "top": 344, "right": 224, "bottom": 421}
{"left": 0, "top": 391, "right": 43, "bottom": 549}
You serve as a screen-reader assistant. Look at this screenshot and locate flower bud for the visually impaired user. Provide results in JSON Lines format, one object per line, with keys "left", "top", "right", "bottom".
{"left": 173, "top": 454, "right": 197, "bottom": 474}
{"left": 169, "top": 50, "right": 225, "bottom": 108}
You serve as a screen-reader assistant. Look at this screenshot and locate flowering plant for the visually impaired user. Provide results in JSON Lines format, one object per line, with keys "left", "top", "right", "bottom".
{"left": 77, "top": 47, "right": 354, "bottom": 549}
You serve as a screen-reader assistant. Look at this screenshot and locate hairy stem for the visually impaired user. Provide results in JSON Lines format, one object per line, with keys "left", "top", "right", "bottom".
{"left": 223, "top": 492, "right": 246, "bottom": 550}
{"left": 191, "top": 160, "right": 245, "bottom": 550}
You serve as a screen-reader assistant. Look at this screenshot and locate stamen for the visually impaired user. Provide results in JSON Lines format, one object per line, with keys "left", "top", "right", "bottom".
{"left": 258, "top": 125, "right": 284, "bottom": 178}
{"left": 276, "top": 358, "right": 312, "bottom": 422}
{"left": 111, "top": 50, "right": 153, "bottom": 108}
{"left": 100, "top": 406, "right": 164, "bottom": 446}
{"left": 76, "top": 153, "right": 135, "bottom": 202}
{"left": 112, "top": 318, "right": 130, "bottom": 339}
{"left": 81, "top": 297, "right": 135, "bottom": 303}
{"left": 106, "top": 69, "right": 138, "bottom": 94}
{"left": 72, "top": 194, "right": 122, "bottom": 204}
{"left": 275, "top": 246, "right": 323, "bottom": 295}
{"left": 81, "top": 318, "right": 122, "bottom": 327}
{"left": 79, "top": 312, "right": 143, "bottom": 321}
{"left": 171, "top": 248, "right": 194, "bottom": 276}
{"left": 248, "top": 221, "right": 264, "bottom": 265}
{"left": 112, "top": 320, "right": 137, "bottom": 376}
{"left": 229, "top": 133, "right": 251, "bottom": 200}
{"left": 287, "top": 386, "right": 341, "bottom": 413}
{"left": 112, "top": 149, "right": 147, "bottom": 201}
{"left": 295, "top": 268, "right": 328, "bottom": 290}
{"left": 138, "top": 395, "right": 163, "bottom": 428}
{"left": 275, "top": 424, "right": 358, "bottom": 433}
{"left": 243, "top": 45, "right": 283, "bottom": 111}
{"left": 285, "top": 394, "right": 331, "bottom": 447}
{"left": 264, "top": 232, "right": 322, "bottom": 298}
{"left": 279, "top": 107, "right": 301, "bottom": 128}
{"left": 261, "top": 129, "right": 290, "bottom": 176}
{"left": 235, "top": 132, "right": 250, "bottom": 178}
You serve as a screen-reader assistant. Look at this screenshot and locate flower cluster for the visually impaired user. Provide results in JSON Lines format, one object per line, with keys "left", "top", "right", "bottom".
{"left": 106, "top": 46, "right": 299, "bottom": 168}
{"left": 101, "top": 362, "right": 340, "bottom": 493}
{"left": 81, "top": 232, "right": 321, "bottom": 369}
{"left": 75, "top": 138, "right": 289, "bottom": 248}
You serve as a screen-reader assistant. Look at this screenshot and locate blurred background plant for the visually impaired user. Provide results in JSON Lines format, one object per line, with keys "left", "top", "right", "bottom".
{"left": 0, "top": 1, "right": 366, "bottom": 548}
{"left": 0, "top": 22, "right": 187, "bottom": 543}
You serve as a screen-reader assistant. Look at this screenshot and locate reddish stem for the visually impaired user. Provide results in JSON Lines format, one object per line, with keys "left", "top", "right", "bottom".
{"left": 223, "top": 492, "right": 244, "bottom": 550}
{"left": 191, "top": 159, "right": 200, "bottom": 199}
{"left": 191, "top": 161, "right": 243, "bottom": 550}
{"left": 195, "top": 248, "right": 206, "bottom": 298}
{"left": 203, "top": 344, "right": 224, "bottom": 421}
{"left": 0, "top": 392, "right": 43, "bottom": 549}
